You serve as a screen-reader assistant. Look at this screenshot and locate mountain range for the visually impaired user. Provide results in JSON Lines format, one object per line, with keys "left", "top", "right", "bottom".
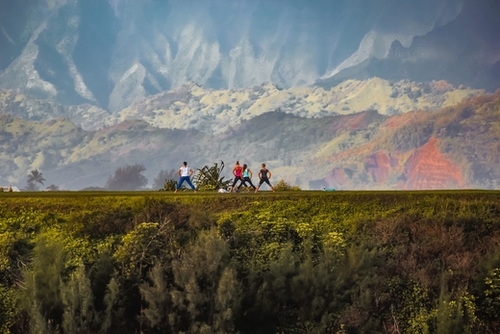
{"left": 0, "top": 77, "right": 482, "bottom": 133}
{"left": 1, "top": 90, "right": 499, "bottom": 190}
{"left": 1, "top": 0, "right": 499, "bottom": 112}
{"left": 0, "top": 0, "right": 499, "bottom": 190}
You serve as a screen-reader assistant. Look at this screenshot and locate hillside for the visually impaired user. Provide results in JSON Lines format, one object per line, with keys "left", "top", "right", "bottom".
{"left": 110, "top": 78, "right": 480, "bottom": 134}
{"left": 0, "top": 117, "right": 204, "bottom": 188}
{"left": 1, "top": 91, "right": 499, "bottom": 190}
{"left": 0, "top": 89, "right": 109, "bottom": 130}
{"left": 311, "top": 92, "right": 500, "bottom": 190}
{"left": 0, "top": 78, "right": 481, "bottom": 133}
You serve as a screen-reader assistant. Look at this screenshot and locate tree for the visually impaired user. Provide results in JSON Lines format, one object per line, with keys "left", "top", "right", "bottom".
{"left": 139, "top": 229, "right": 242, "bottom": 333}
{"left": 193, "top": 161, "right": 232, "bottom": 191}
{"left": 46, "top": 184, "right": 60, "bottom": 191}
{"left": 274, "top": 179, "right": 301, "bottom": 191}
{"left": 26, "top": 169, "right": 46, "bottom": 191}
{"left": 105, "top": 164, "right": 148, "bottom": 190}
{"left": 22, "top": 236, "right": 66, "bottom": 332}
{"left": 153, "top": 169, "right": 178, "bottom": 190}
{"left": 25, "top": 182, "right": 37, "bottom": 191}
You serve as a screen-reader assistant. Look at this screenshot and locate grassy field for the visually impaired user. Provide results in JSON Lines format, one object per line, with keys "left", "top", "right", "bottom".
{"left": 1, "top": 190, "right": 500, "bottom": 333}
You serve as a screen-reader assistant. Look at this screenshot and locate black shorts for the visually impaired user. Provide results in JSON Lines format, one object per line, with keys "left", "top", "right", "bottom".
{"left": 232, "top": 176, "right": 243, "bottom": 187}
{"left": 259, "top": 178, "right": 271, "bottom": 186}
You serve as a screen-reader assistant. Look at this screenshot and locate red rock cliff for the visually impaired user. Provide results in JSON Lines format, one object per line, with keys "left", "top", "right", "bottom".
{"left": 401, "top": 137, "right": 466, "bottom": 189}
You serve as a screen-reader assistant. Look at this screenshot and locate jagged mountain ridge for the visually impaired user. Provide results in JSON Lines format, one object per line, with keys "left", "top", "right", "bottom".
{"left": 318, "top": 0, "right": 500, "bottom": 91}
{"left": 111, "top": 78, "right": 481, "bottom": 134}
{"left": 0, "top": 78, "right": 482, "bottom": 133}
{"left": 1, "top": 91, "right": 499, "bottom": 190}
{"left": 1, "top": 0, "right": 497, "bottom": 112}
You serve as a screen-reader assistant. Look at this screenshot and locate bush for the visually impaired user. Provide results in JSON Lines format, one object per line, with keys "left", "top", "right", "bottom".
{"left": 0, "top": 285, "right": 15, "bottom": 334}
{"left": 274, "top": 179, "right": 301, "bottom": 191}
{"left": 2, "top": 191, "right": 500, "bottom": 333}
{"left": 162, "top": 179, "right": 177, "bottom": 191}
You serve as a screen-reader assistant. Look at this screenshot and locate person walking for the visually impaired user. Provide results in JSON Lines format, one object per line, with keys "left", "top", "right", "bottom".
{"left": 238, "top": 164, "right": 256, "bottom": 192}
{"left": 229, "top": 161, "right": 243, "bottom": 193}
{"left": 255, "top": 163, "right": 275, "bottom": 193}
{"left": 174, "top": 161, "right": 197, "bottom": 193}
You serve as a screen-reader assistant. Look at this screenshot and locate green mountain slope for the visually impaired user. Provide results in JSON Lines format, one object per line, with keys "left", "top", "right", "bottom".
{"left": 0, "top": 117, "right": 204, "bottom": 189}
{"left": 1, "top": 92, "right": 499, "bottom": 190}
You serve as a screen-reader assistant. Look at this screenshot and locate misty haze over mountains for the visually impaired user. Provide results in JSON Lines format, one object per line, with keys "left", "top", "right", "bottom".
{"left": 0, "top": 0, "right": 499, "bottom": 190}
{"left": 1, "top": 0, "right": 499, "bottom": 112}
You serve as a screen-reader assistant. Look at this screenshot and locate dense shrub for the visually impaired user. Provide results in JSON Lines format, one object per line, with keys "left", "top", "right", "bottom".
{"left": 162, "top": 179, "right": 177, "bottom": 191}
{"left": 0, "top": 191, "right": 499, "bottom": 333}
{"left": 194, "top": 161, "right": 232, "bottom": 191}
{"left": 273, "top": 179, "right": 301, "bottom": 191}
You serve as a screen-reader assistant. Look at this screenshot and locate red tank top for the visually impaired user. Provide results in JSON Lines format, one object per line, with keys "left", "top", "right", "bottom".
{"left": 234, "top": 165, "right": 242, "bottom": 177}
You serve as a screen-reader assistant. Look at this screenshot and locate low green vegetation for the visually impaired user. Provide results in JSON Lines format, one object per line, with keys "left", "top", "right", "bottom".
{"left": 0, "top": 191, "right": 500, "bottom": 333}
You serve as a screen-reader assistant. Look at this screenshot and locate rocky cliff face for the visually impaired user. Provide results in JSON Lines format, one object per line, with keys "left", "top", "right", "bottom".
{"left": 2, "top": 0, "right": 496, "bottom": 113}
{"left": 311, "top": 92, "right": 500, "bottom": 190}
{"left": 401, "top": 137, "right": 465, "bottom": 189}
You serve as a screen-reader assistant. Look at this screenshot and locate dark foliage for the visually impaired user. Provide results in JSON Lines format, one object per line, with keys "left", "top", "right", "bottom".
{"left": 26, "top": 169, "right": 46, "bottom": 191}
{"left": 105, "top": 164, "right": 148, "bottom": 190}
{"left": 194, "top": 161, "right": 232, "bottom": 191}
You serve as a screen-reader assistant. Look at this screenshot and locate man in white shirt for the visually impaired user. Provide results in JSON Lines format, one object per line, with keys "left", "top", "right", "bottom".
{"left": 174, "top": 161, "right": 197, "bottom": 193}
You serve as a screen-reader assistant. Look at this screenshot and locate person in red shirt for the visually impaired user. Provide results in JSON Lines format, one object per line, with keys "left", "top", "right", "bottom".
{"left": 229, "top": 161, "right": 243, "bottom": 193}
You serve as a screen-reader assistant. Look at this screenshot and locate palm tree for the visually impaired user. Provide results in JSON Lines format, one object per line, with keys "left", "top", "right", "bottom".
{"left": 27, "top": 169, "right": 46, "bottom": 190}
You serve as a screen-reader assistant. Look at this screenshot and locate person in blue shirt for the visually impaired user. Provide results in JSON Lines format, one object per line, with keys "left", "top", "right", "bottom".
{"left": 238, "top": 164, "right": 256, "bottom": 192}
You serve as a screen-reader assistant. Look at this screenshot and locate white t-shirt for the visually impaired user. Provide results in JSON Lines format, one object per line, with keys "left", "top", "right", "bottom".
{"left": 180, "top": 166, "right": 190, "bottom": 177}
